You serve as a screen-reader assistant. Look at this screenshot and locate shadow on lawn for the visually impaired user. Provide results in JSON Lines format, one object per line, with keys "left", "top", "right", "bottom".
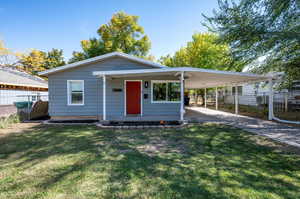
{"left": 0, "top": 124, "right": 300, "bottom": 199}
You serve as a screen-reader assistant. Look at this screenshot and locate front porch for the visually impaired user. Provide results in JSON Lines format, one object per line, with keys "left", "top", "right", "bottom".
{"left": 94, "top": 67, "right": 273, "bottom": 122}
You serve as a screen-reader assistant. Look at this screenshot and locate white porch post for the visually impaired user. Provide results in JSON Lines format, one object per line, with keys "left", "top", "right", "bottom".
{"left": 180, "top": 72, "right": 185, "bottom": 121}
{"left": 103, "top": 75, "right": 106, "bottom": 121}
{"left": 215, "top": 87, "right": 218, "bottom": 110}
{"left": 268, "top": 78, "right": 274, "bottom": 120}
{"left": 235, "top": 86, "right": 239, "bottom": 114}
{"left": 204, "top": 88, "right": 207, "bottom": 108}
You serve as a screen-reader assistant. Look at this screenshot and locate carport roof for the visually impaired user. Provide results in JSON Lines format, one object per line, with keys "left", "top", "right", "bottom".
{"left": 93, "top": 67, "right": 272, "bottom": 88}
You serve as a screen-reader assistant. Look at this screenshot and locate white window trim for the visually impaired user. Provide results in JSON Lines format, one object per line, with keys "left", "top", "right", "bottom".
{"left": 151, "top": 80, "right": 181, "bottom": 103}
{"left": 232, "top": 86, "right": 243, "bottom": 96}
{"left": 67, "top": 80, "right": 84, "bottom": 106}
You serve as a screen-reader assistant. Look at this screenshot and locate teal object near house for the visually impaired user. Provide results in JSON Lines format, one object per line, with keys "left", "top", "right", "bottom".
{"left": 14, "top": 101, "right": 33, "bottom": 109}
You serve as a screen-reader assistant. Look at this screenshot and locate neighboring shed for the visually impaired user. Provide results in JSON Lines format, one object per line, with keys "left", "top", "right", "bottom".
{"left": 0, "top": 66, "right": 48, "bottom": 107}
{"left": 223, "top": 84, "right": 268, "bottom": 106}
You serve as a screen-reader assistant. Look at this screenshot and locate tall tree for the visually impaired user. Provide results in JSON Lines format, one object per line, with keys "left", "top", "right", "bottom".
{"left": 203, "top": 0, "right": 300, "bottom": 86}
{"left": 159, "top": 32, "right": 242, "bottom": 71}
{"left": 69, "top": 11, "right": 151, "bottom": 63}
{"left": 20, "top": 50, "right": 46, "bottom": 74}
{"left": 20, "top": 49, "right": 65, "bottom": 75}
{"left": 45, "top": 48, "right": 65, "bottom": 69}
{"left": 160, "top": 32, "right": 241, "bottom": 104}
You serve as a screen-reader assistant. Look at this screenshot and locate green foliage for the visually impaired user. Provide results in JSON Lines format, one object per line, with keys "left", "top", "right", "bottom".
{"left": 159, "top": 33, "right": 243, "bottom": 71}
{"left": 0, "top": 114, "right": 20, "bottom": 129}
{"left": 69, "top": 11, "right": 151, "bottom": 63}
{"left": 44, "top": 48, "right": 65, "bottom": 70}
{"left": 159, "top": 33, "right": 242, "bottom": 101}
{"left": 204, "top": 0, "right": 300, "bottom": 86}
{"left": 20, "top": 49, "right": 65, "bottom": 75}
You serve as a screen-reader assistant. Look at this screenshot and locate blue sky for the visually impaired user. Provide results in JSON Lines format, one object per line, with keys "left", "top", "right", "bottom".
{"left": 0, "top": 0, "right": 219, "bottom": 60}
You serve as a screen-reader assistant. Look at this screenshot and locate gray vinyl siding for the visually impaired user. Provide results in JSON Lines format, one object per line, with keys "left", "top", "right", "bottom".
{"left": 106, "top": 76, "right": 180, "bottom": 117}
{"left": 224, "top": 84, "right": 270, "bottom": 106}
{"left": 48, "top": 57, "right": 180, "bottom": 119}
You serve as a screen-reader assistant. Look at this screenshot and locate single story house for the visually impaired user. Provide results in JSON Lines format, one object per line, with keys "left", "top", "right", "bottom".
{"left": 39, "top": 52, "right": 273, "bottom": 122}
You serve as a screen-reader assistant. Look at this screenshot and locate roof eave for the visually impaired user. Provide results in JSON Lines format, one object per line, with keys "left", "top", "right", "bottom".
{"left": 38, "top": 52, "right": 167, "bottom": 76}
{"left": 93, "top": 67, "right": 270, "bottom": 80}
{"left": 0, "top": 81, "right": 48, "bottom": 88}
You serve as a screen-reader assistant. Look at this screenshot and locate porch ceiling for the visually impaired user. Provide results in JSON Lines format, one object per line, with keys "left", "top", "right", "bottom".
{"left": 93, "top": 67, "right": 271, "bottom": 89}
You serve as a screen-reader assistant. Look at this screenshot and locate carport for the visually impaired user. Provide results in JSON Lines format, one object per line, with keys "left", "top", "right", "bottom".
{"left": 93, "top": 67, "right": 273, "bottom": 121}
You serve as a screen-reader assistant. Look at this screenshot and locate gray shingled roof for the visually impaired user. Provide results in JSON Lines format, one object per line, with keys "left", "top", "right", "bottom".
{"left": 0, "top": 66, "right": 48, "bottom": 88}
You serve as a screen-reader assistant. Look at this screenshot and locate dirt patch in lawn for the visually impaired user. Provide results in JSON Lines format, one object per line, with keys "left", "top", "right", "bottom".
{"left": 248, "top": 133, "right": 300, "bottom": 155}
{"left": 0, "top": 123, "right": 40, "bottom": 138}
{"left": 136, "top": 136, "right": 189, "bottom": 157}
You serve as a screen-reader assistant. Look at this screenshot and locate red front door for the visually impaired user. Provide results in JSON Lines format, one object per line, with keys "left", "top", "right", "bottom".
{"left": 126, "top": 81, "right": 141, "bottom": 115}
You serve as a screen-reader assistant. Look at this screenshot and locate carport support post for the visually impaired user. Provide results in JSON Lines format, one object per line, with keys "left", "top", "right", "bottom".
{"left": 235, "top": 86, "right": 239, "bottom": 114}
{"left": 215, "top": 87, "right": 218, "bottom": 110}
{"left": 180, "top": 72, "right": 185, "bottom": 121}
{"left": 204, "top": 88, "right": 207, "bottom": 108}
{"left": 268, "top": 78, "right": 274, "bottom": 120}
{"left": 103, "top": 75, "right": 106, "bottom": 121}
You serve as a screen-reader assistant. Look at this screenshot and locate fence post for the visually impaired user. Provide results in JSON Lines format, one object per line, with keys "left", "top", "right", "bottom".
{"left": 235, "top": 86, "right": 239, "bottom": 115}
{"left": 27, "top": 95, "right": 30, "bottom": 120}
{"left": 285, "top": 92, "right": 288, "bottom": 112}
{"left": 215, "top": 87, "right": 218, "bottom": 110}
{"left": 268, "top": 79, "right": 274, "bottom": 120}
{"left": 204, "top": 88, "right": 207, "bottom": 108}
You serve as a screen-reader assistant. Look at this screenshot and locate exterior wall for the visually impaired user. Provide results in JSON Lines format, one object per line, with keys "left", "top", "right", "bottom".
{"left": 224, "top": 83, "right": 270, "bottom": 106}
{"left": 224, "top": 81, "right": 300, "bottom": 107}
{"left": 0, "top": 89, "right": 48, "bottom": 105}
{"left": 224, "top": 95, "right": 258, "bottom": 106}
{"left": 224, "top": 84, "right": 259, "bottom": 106}
{"left": 48, "top": 57, "right": 180, "bottom": 120}
{"left": 106, "top": 76, "right": 180, "bottom": 119}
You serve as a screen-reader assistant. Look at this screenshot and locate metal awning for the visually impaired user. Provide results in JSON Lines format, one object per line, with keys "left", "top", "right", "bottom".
{"left": 93, "top": 67, "right": 271, "bottom": 88}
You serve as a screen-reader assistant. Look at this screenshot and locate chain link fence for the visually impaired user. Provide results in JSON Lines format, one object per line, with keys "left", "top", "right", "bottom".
{"left": 189, "top": 89, "right": 300, "bottom": 123}
{"left": 0, "top": 93, "right": 48, "bottom": 120}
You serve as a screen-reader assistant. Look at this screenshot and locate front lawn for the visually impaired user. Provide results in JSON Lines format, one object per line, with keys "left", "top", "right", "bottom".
{"left": 0, "top": 123, "right": 300, "bottom": 199}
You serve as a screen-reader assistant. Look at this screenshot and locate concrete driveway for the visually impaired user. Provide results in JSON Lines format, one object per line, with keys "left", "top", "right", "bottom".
{"left": 185, "top": 107, "right": 300, "bottom": 148}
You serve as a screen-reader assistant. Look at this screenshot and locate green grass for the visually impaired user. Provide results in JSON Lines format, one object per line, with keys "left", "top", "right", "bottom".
{"left": 0, "top": 114, "right": 20, "bottom": 129}
{"left": 0, "top": 124, "right": 300, "bottom": 199}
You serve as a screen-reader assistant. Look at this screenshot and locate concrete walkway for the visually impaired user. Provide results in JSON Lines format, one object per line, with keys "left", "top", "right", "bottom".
{"left": 185, "top": 107, "right": 300, "bottom": 148}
